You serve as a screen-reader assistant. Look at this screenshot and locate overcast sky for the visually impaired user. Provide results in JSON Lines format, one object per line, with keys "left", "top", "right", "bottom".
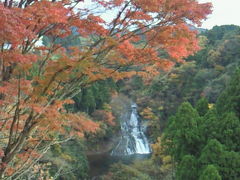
{"left": 80, "top": 0, "right": 240, "bottom": 30}
{"left": 199, "top": 0, "right": 240, "bottom": 29}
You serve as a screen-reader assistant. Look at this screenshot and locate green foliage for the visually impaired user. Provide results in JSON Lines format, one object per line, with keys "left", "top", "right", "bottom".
{"left": 130, "top": 159, "right": 163, "bottom": 179}
{"left": 196, "top": 98, "right": 209, "bottom": 116}
{"left": 189, "top": 25, "right": 240, "bottom": 100}
{"left": 109, "top": 25, "right": 240, "bottom": 180}
{"left": 105, "top": 158, "right": 169, "bottom": 180}
{"left": 123, "top": 25, "right": 240, "bottom": 141}
{"left": 162, "top": 68, "right": 240, "bottom": 180}
{"left": 218, "top": 112, "right": 240, "bottom": 151}
{"left": 80, "top": 88, "right": 96, "bottom": 113}
{"left": 203, "top": 25, "right": 240, "bottom": 46}
{"left": 199, "top": 139, "right": 240, "bottom": 180}
{"left": 199, "top": 165, "right": 222, "bottom": 180}
{"left": 120, "top": 25, "right": 240, "bottom": 137}
{"left": 164, "top": 102, "right": 200, "bottom": 161}
{"left": 199, "top": 108, "right": 219, "bottom": 143}
{"left": 199, "top": 139, "right": 225, "bottom": 166}
{"left": 216, "top": 69, "right": 240, "bottom": 117}
{"left": 77, "top": 25, "right": 240, "bottom": 180}
{"left": 176, "top": 155, "right": 197, "bottom": 180}
{"left": 107, "top": 163, "right": 152, "bottom": 180}
{"left": 47, "top": 139, "right": 89, "bottom": 180}
{"left": 66, "top": 79, "right": 116, "bottom": 114}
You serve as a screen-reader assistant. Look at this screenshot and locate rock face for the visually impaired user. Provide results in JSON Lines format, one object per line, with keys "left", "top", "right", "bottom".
{"left": 111, "top": 103, "right": 151, "bottom": 156}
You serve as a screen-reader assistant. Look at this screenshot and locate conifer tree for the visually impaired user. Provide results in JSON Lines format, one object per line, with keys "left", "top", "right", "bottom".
{"left": 218, "top": 112, "right": 240, "bottom": 151}
{"left": 216, "top": 69, "right": 240, "bottom": 117}
{"left": 199, "top": 139, "right": 240, "bottom": 180}
{"left": 199, "top": 165, "right": 222, "bottom": 180}
{"left": 196, "top": 97, "right": 209, "bottom": 116}
{"left": 176, "top": 155, "right": 198, "bottom": 180}
{"left": 199, "top": 108, "right": 219, "bottom": 143}
{"left": 199, "top": 139, "right": 224, "bottom": 166}
{"left": 164, "top": 102, "right": 200, "bottom": 161}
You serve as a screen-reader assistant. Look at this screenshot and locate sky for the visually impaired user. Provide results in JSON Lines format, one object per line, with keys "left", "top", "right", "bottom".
{"left": 79, "top": 0, "right": 240, "bottom": 30}
{"left": 199, "top": 0, "right": 240, "bottom": 29}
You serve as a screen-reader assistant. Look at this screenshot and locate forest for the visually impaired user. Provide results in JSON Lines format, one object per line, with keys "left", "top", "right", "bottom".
{"left": 0, "top": 0, "right": 239, "bottom": 179}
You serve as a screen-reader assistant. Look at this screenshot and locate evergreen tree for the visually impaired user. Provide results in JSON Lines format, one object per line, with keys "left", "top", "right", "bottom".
{"left": 199, "top": 139, "right": 240, "bottom": 180}
{"left": 218, "top": 112, "right": 240, "bottom": 151}
{"left": 164, "top": 102, "right": 200, "bottom": 161}
{"left": 68, "top": 79, "right": 116, "bottom": 113}
{"left": 216, "top": 68, "right": 240, "bottom": 117}
{"left": 219, "top": 151, "right": 240, "bottom": 180}
{"left": 176, "top": 155, "right": 198, "bottom": 180}
{"left": 198, "top": 108, "right": 220, "bottom": 146}
{"left": 81, "top": 88, "right": 96, "bottom": 113}
{"left": 196, "top": 97, "right": 209, "bottom": 116}
{"left": 199, "top": 139, "right": 224, "bottom": 167}
{"left": 199, "top": 165, "right": 222, "bottom": 180}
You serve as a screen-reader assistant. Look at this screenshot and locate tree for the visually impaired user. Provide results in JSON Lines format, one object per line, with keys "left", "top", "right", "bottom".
{"left": 217, "top": 112, "right": 240, "bottom": 151}
{"left": 163, "top": 102, "right": 200, "bottom": 161}
{"left": 204, "top": 25, "right": 240, "bottom": 46}
{"left": 199, "top": 139, "right": 240, "bottom": 180}
{"left": 216, "top": 69, "right": 240, "bottom": 117}
{"left": 45, "top": 139, "right": 89, "bottom": 180}
{"left": 199, "top": 165, "right": 222, "bottom": 180}
{"left": 196, "top": 97, "right": 209, "bottom": 116}
{"left": 0, "top": 0, "right": 212, "bottom": 178}
{"left": 199, "top": 108, "right": 219, "bottom": 144}
{"left": 199, "top": 139, "right": 224, "bottom": 167}
{"left": 176, "top": 155, "right": 197, "bottom": 180}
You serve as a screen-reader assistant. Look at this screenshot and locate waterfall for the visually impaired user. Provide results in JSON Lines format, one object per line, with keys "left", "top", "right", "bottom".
{"left": 111, "top": 103, "right": 151, "bottom": 156}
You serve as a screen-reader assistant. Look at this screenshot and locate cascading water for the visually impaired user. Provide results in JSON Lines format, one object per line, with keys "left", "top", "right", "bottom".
{"left": 111, "top": 103, "right": 151, "bottom": 156}
{"left": 88, "top": 101, "right": 151, "bottom": 178}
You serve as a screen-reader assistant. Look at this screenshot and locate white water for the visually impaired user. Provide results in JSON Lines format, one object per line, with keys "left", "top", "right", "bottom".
{"left": 111, "top": 103, "right": 151, "bottom": 155}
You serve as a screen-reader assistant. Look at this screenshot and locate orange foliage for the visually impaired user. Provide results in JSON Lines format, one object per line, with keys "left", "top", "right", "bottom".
{"left": 92, "top": 110, "right": 116, "bottom": 126}
{"left": 141, "top": 107, "right": 157, "bottom": 120}
{"left": 0, "top": 0, "right": 211, "bottom": 177}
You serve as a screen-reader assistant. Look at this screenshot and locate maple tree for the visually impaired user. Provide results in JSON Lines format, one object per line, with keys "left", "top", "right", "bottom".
{"left": 0, "top": 0, "right": 211, "bottom": 178}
